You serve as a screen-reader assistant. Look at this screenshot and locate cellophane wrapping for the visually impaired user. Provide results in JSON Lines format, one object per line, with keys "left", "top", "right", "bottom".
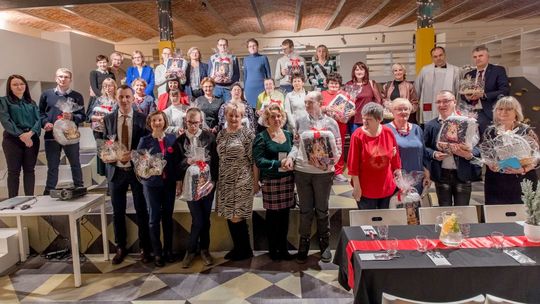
{"left": 181, "top": 137, "right": 214, "bottom": 201}
{"left": 436, "top": 115, "right": 479, "bottom": 153}
{"left": 300, "top": 124, "right": 338, "bottom": 171}
{"left": 53, "top": 98, "right": 83, "bottom": 145}
{"left": 97, "top": 135, "right": 127, "bottom": 163}
{"left": 131, "top": 149, "right": 167, "bottom": 179}
{"left": 390, "top": 170, "right": 424, "bottom": 225}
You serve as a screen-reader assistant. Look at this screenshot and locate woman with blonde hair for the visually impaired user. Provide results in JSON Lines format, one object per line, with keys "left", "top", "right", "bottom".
{"left": 483, "top": 96, "right": 539, "bottom": 204}
{"left": 126, "top": 50, "right": 155, "bottom": 97}
{"left": 216, "top": 102, "right": 259, "bottom": 260}
{"left": 185, "top": 47, "right": 209, "bottom": 99}
{"left": 382, "top": 63, "right": 418, "bottom": 123}
{"left": 308, "top": 44, "right": 337, "bottom": 91}
{"left": 253, "top": 103, "right": 295, "bottom": 260}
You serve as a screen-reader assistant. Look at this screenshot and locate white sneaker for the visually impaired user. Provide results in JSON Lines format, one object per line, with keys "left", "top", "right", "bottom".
{"left": 334, "top": 174, "right": 348, "bottom": 182}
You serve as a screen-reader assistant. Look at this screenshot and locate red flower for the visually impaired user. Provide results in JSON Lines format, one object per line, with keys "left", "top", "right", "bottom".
{"left": 167, "top": 147, "right": 174, "bottom": 154}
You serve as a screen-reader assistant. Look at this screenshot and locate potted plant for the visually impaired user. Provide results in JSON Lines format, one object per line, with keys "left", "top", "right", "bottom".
{"left": 521, "top": 179, "right": 540, "bottom": 242}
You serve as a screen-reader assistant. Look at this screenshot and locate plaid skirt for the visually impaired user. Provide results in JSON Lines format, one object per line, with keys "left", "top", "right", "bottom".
{"left": 262, "top": 175, "right": 295, "bottom": 210}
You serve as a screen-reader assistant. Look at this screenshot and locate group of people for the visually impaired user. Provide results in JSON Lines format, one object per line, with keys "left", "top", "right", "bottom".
{"left": 0, "top": 37, "right": 538, "bottom": 267}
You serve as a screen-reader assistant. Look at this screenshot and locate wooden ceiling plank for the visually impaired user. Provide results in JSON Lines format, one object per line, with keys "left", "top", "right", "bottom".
{"left": 61, "top": 7, "right": 138, "bottom": 39}
{"left": 357, "top": 0, "right": 391, "bottom": 29}
{"left": 434, "top": 0, "right": 472, "bottom": 19}
{"left": 294, "top": 0, "right": 302, "bottom": 32}
{"left": 387, "top": 6, "right": 416, "bottom": 27}
{"left": 485, "top": 2, "right": 540, "bottom": 21}
{"left": 450, "top": 0, "right": 508, "bottom": 23}
{"left": 324, "top": 0, "right": 347, "bottom": 30}
{"left": 169, "top": 13, "right": 204, "bottom": 37}
{"left": 0, "top": 0, "right": 145, "bottom": 10}
{"left": 249, "top": 0, "right": 266, "bottom": 33}
{"left": 200, "top": 0, "right": 232, "bottom": 35}
{"left": 105, "top": 4, "right": 159, "bottom": 34}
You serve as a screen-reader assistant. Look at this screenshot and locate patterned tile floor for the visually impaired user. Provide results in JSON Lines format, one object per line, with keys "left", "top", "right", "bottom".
{"left": 1, "top": 251, "right": 353, "bottom": 303}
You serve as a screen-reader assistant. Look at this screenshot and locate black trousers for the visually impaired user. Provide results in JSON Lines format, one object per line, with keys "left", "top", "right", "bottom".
{"left": 435, "top": 169, "right": 472, "bottom": 206}
{"left": 2, "top": 131, "right": 39, "bottom": 198}
{"left": 109, "top": 168, "right": 151, "bottom": 252}
{"left": 143, "top": 182, "right": 176, "bottom": 257}
{"left": 266, "top": 208, "right": 291, "bottom": 254}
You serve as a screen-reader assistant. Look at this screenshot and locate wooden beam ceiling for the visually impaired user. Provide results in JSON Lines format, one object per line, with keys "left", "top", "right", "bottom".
{"left": 0, "top": 0, "right": 145, "bottom": 10}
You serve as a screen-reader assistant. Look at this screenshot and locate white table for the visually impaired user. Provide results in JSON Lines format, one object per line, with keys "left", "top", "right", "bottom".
{"left": 0, "top": 194, "right": 108, "bottom": 287}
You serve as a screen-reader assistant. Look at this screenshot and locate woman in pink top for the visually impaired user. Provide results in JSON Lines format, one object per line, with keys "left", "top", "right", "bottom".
{"left": 348, "top": 102, "right": 401, "bottom": 209}
{"left": 344, "top": 62, "right": 382, "bottom": 134}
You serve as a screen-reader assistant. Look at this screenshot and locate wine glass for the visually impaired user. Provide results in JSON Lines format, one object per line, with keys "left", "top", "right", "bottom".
{"left": 385, "top": 237, "right": 399, "bottom": 258}
{"left": 376, "top": 225, "right": 389, "bottom": 240}
{"left": 415, "top": 235, "right": 428, "bottom": 253}
{"left": 491, "top": 231, "right": 505, "bottom": 249}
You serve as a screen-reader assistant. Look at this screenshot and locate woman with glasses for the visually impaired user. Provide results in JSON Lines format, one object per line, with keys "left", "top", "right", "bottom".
{"left": 126, "top": 50, "right": 155, "bottom": 98}
{"left": 194, "top": 77, "right": 224, "bottom": 133}
{"left": 185, "top": 47, "right": 209, "bottom": 99}
{"left": 174, "top": 107, "right": 219, "bottom": 267}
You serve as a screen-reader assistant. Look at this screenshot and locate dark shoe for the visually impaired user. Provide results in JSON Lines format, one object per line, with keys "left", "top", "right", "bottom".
{"left": 200, "top": 249, "right": 214, "bottom": 266}
{"left": 296, "top": 237, "right": 310, "bottom": 264}
{"left": 224, "top": 250, "right": 237, "bottom": 260}
{"left": 296, "top": 251, "right": 308, "bottom": 264}
{"left": 269, "top": 251, "right": 281, "bottom": 261}
{"left": 139, "top": 251, "right": 153, "bottom": 264}
{"left": 320, "top": 248, "right": 332, "bottom": 263}
{"left": 164, "top": 252, "right": 177, "bottom": 263}
{"left": 279, "top": 251, "right": 296, "bottom": 261}
{"left": 43, "top": 189, "right": 50, "bottom": 196}
{"left": 154, "top": 256, "right": 165, "bottom": 267}
{"left": 182, "top": 252, "right": 196, "bottom": 268}
{"left": 112, "top": 247, "right": 127, "bottom": 265}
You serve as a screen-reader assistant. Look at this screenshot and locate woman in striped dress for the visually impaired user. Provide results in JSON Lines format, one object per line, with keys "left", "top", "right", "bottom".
{"left": 216, "top": 102, "right": 260, "bottom": 260}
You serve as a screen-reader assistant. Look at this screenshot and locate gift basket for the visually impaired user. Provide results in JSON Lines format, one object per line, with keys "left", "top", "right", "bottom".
{"left": 473, "top": 127, "right": 540, "bottom": 172}
{"left": 382, "top": 99, "right": 394, "bottom": 121}
{"left": 97, "top": 135, "right": 128, "bottom": 163}
{"left": 167, "top": 52, "right": 186, "bottom": 82}
{"left": 300, "top": 122, "right": 338, "bottom": 171}
{"left": 436, "top": 114, "right": 479, "bottom": 154}
{"left": 131, "top": 149, "right": 167, "bottom": 180}
{"left": 390, "top": 170, "right": 424, "bottom": 225}
{"left": 181, "top": 137, "right": 214, "bottom": 201}
{"left": 459, "top": 74, "right": 485, "bottom": 96}
{"left": 327, "top": 93, "right": 355, "bottom": 123}
{"left": 91, "top": 96, "right": 114, "bottom": 132}
{"left": 53, "top": 98, "right": 83, "bottom": 145}
{"left": 211, "top": 52, "right": 233, "bottom": 84}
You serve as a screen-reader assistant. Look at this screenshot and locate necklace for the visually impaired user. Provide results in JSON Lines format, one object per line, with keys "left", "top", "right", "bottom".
{"left": 392, "top": 121, "right": 410, "bottom": 136}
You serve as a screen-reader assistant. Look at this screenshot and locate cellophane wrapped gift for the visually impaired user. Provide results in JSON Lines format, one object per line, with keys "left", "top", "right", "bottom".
{"left": 131, "top": 150, "right": 167, "bottom": 179}
{"left": 344, "top": 83, "right": 362, "bottom": 101}
{"left": 91, "top": 96, "right": 114, "bottom": 132}
{"left": 474, "top": 127, "right": 540, "bottom": 171}
{"left": 53, "top": 97, "right": 83, "bottom": 145}
{"left": 300, "top": 122, "right": 338, "bottom": 171}
{"left": 459, "top": 74, "right": 485, "bottom": 96}
{"left": 181, "top": 137, "right": 214, "bottom": 201}
{"left": 167, "top": 53, "right": 186, "bottom": 82}
{"left": 211, "top": 52, "right": 234, "bottom": 84}
{"left": 97, "top": 135, "right": 127, "bottom": 163}
{"left": 390, "top": 170, "right": 424, "bottom": 225}
{"left": 327, "top": 93, "right": 355, "bottom": 123}
{"left": 287, "top": 54, "right": 305, "bottom": 77}
{"left": 436, "top": 114, "right": 479, "bottom": 154}
{"left": 382, "top": 99, "right": 394, "bottom": 120}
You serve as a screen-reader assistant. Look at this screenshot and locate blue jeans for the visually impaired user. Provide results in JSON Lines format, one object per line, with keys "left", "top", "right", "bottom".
{"left": 349, "top": 122, "right": 362, "bottom": 134}
{"left": 213, "top": 85, "right": 231, "bottom": 102}
{"left": 44, "top": 140, "right": 83, "bottom": 191}
{"left": 143, "top": 182, "right": 176, "bottom": 256}
{"left": 187, "top": 190, "right": 215, "bottom": 253}
{"left": 280, "top": 85, "right": 293, "bottom": 94}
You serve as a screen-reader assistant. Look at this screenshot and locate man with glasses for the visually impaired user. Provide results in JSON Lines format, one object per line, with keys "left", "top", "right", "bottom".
{"left": 39, "top": 68, "right": 86, "bottom": 195}
{"left": 208, "top": 38, "right": 239, "bottom": 102}
{"left": 275, "top": 39, "right": 307, "bottom": 94}
{"left": 423, "top": 90, "right": 481, "bottom": 206}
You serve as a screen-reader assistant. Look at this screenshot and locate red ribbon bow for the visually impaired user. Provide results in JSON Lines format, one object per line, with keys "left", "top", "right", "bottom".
{"left": 102, "top": 105, "right": 113, "bottom": 112}
{"left": 217, "top": 57, "right": 230, "bottom": 63}
{"left": 57, "top": 114, "right": 63, "bottom": 120}
{"left": 310, "top": 127, "right": 327, "bottom": 139}
{"left": 269, "top": 99, "right": 282, "bottom": 107}
{"left": 195, "top": 160, "right": 207, "bottom": 171}
{"left": 290, "top": 58, "right": 300, "bottom": 67}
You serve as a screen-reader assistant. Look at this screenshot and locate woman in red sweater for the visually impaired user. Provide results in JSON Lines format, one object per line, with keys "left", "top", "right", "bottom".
{"left": 321, "top": 73, "right": 355, "bottom": 182}
{"left": 347, "top": 102, "right": 402, "bottom": 209}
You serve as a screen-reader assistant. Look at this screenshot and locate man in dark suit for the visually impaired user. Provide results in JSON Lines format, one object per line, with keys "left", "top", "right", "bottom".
{"left": 463, "top": 46, "right": 510, "bottom": 134}
{"left": 103, "top": 84, "right": 152, "bottom": 265}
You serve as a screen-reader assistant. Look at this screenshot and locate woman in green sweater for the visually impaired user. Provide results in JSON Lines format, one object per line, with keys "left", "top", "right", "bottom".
{"left": 253, "top": 103, "right": 295, "bottom": 261}
{"left": 0, "top": 75, "right": 41, "bottom": 198}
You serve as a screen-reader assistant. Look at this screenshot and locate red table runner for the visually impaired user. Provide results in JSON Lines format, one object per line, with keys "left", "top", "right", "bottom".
{"left": 346, "top": 236, "right": 540, "bottom": 289}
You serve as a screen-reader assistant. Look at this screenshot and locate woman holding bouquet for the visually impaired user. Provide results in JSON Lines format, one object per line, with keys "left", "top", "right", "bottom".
{"left": 88, "top": 78, "right": 117, "bottom": 176}
{"left": 344, "top": 62, "right": 382, "bottom": 133}
{"left": 348, "top": 102, "right": 402, "bottom": 210}
{"left": 218, "top": 83, "right": 256, "bottom": 133}
{"left": 484, "top": 96, "right": 539, "bottom": 204}
{"left": 321, "top": 72, "right": 355, "bottom": 182}
{"left": 174, "top": 107, "right": 219, "bottom": 268}
{"left": 216, "top": 102, "right": 259, "bottom": 261}
{"left": 137, "top": 111, "right": 177, "bottom": 267}
{"left": 253, "top": 104, "right": 295, "bottom": 261}
{"left": 286, "top": 91, "right": 341, "bottom": 264}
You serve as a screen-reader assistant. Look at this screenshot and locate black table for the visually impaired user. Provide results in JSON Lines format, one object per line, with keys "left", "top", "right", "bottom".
{"left": 333, "top": 223, "right": 540, "bottom": 304}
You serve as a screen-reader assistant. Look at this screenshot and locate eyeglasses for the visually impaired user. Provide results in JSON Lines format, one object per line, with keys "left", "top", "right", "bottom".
{"left": 186, "top": 120, "right": 201, "bottom": 125}
{"left": 202, "top": 86, "right": 213, "bottom": 89}
{"left": 435, "top": 99, "right": 453, "bottom": 105}
{"left": 56, "top": 75, "right": 71, "bottom": 79}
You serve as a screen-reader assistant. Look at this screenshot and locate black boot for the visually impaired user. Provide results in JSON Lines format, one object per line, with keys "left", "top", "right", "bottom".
{"left": 266, "top": 210, "right": 280, "bottom": 261}
{"left": 319, "top": 232, "right": 332, "bottom": 263}
{"left": 225, "top": 220, "right": 240, "bottom": 260}
{"left": 277, "top": 208, "right": 294, "bottom": 260}
{"left": 296, "top": 236, "right": 310, "bottom": 264}
{"left": 236, "top": 220, "right": 253, "bottom": 260}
